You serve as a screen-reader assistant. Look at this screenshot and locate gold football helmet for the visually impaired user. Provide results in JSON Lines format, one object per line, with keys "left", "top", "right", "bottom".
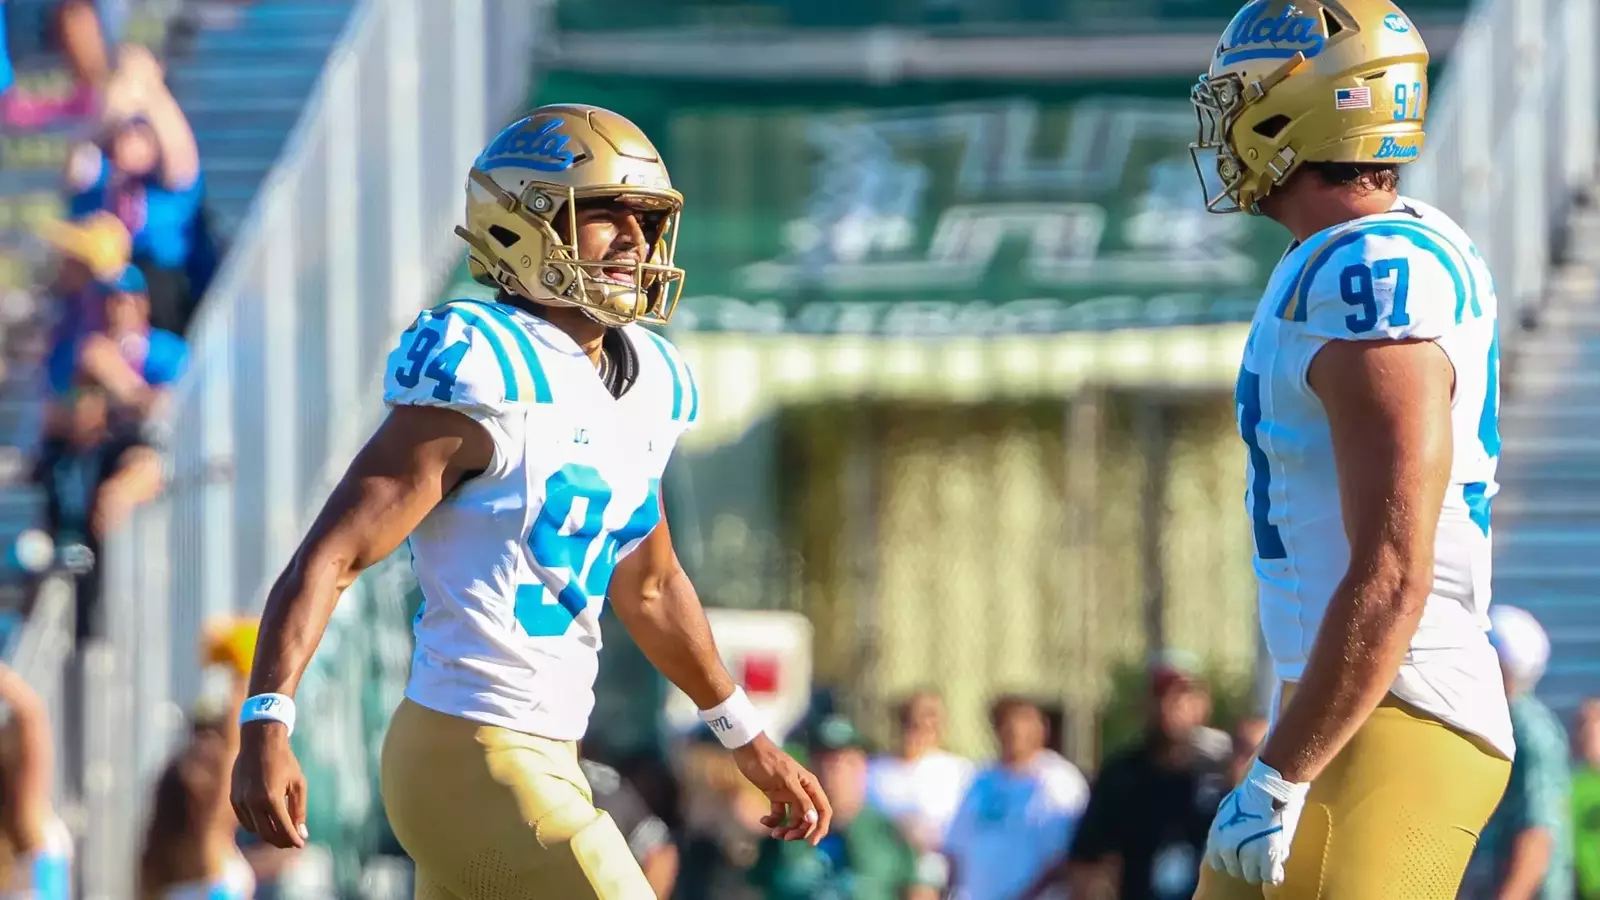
{"left": 1190, "top": 0, "right": 1430, "bottom": 214}
{"left": 456, "top": 104, "right": 685, "bottom": 326}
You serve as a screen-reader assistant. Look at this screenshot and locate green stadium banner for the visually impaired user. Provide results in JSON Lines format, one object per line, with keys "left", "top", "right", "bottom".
{"left": 533, "top": 73, "right": 1297, "bottom": 336}
{"left": 556, "top": 0, "right": 1467, "bottom": 33}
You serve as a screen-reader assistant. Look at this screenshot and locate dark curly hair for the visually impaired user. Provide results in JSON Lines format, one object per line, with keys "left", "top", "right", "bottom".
{"left": 1305, "top": 161, "right": 1401, "bottom": 194}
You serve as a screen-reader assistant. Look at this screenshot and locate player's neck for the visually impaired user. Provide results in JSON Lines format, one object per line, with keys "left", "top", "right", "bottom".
{"left": 530, "top": 304, "right": 608, "bottom": 367}
{"left": 1271, "top": 187, "right": 1399, "bottom": 243}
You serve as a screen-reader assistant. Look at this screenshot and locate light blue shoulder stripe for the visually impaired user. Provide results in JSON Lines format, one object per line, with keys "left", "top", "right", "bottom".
{"left": 684, "top": 350, "right": 700, "bottom": 423}
{"left": 640, "top": 328, "right": 688, "bottom": 422}
{"left": 448, "top": 299, "right": 555, "bottom": 404}
{"left": 425, "top": 302, "right": 519, "bottom": 402}
{"left": 1275, "top": 217, "right": 1478, "bottom": 324}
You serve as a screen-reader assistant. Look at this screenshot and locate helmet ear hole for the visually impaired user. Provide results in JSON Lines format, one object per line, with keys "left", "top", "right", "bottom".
{"left": 1322, "top": 9, "right": 1344, "bottom": 37}
{"left": 488, "top": 225, "right": 520, "bottom": 248}
{"left": 1254, "top": 115, "right": 1292, "bottom": 139}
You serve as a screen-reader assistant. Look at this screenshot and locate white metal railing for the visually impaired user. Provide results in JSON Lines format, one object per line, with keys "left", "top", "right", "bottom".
{"left": 1407, "top": 0, "right": 1597, "bottom": 335}
{"left": 86, "top": 0, "right": 548, "bottom": 894}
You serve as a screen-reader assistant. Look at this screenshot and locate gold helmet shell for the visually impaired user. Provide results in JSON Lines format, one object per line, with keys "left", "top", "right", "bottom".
{"left": 1190, "top": 0, "right": 1430, "bottom": 214}
{"left": 456, "top": 104, "right": 685, "bottom": 326}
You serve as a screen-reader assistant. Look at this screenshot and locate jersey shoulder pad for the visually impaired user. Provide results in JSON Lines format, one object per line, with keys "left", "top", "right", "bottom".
{"left": 1274, "top": 215, "right": 1485, "bottom": 341}
{"left": 629, "top": 325, "right": 700, "bottom": 427}
{"left": 383, "top": 299, "right": 554, "bottom": 415}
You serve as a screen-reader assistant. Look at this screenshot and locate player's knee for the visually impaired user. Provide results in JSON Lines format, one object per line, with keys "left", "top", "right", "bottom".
{"left": 566, "top": 810, "right": 631, "bottom": 859}
{"left": 564, "top": 811, "right": 652, "bottom": 899}
{"left": 532, "top": 795, "right": 607, "bottom": 849}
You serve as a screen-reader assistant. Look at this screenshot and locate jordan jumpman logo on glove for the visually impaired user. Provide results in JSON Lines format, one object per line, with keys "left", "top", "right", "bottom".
{"left": 1202, "top": 759, "right": 1311, "bottom": 885}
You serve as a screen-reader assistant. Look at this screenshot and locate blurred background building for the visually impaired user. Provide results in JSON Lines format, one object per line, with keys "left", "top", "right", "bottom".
{"left": 0, "top": 0, "right": 1592, "bottom": 896}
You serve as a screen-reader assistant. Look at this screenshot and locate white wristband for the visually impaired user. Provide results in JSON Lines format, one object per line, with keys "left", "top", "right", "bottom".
{"left": 698, "top": 686, "right": 764, "bottom": 749}
{"left": 239, "top": 693, "right": 297, "bottom": 736}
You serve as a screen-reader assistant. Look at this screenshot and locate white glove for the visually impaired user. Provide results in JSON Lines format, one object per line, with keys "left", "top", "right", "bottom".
{"left": 1203, "top": 758, "right": 1310, "bottom": 884}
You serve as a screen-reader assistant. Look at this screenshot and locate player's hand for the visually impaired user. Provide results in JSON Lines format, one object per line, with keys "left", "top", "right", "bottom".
{"left": 1203, "top": 758, "right": 1309, "bottom": 884}
{"left": 231, "top": 720, "right": 309, "bottom": 849}
{"left": 731, "top": 734, "right": 832, "bottom": 845}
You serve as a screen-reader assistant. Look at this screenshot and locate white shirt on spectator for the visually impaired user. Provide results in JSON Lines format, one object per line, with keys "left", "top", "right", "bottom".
{"left": 867, "top": 749, "right": 974, "bottom": 847}
{"left": 943, "top": 750, "right": 1089, "bottom": 900}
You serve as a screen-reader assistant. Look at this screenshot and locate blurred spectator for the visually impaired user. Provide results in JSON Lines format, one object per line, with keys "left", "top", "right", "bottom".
{"left": 53, "top": 0, "right": 112, "bottom": 107}
{"left": 35, "top": 210, "right": 132, "bottom": 431}
{"left": 0, "top": 0, "right": 107, "bottom": 130}
{"left": 578, "top": 755, "right": 678, "bottom": 898}
{"left": 0, "top": 2, "right": 12, "bottom": 106}
{"left": 0, "top": 662, "right": 71, "bottom": 898}
{"left": 675, "top": 731, "right": 770, "bottom": 900}
{"left": 140, "top": 615, "right": 272, "bottom": 900}
{"left": 1571, "top": 699, "right": 1600, "bottom": 899}
{"left": 33, "top": 255, "right": 183, "bottom": 640}
{"left": 65, "top": 45, "right": 212, "bottom": 334}
{"left": 46, "top": 261, "right": 186, "bottom": 424}
{"left": 38, "top": 209, "right": 131, "bottom": 314}
{"left": 749, "top": 715, "right": 941, "bottom": 900}
{"left": 1225, "top": 715, "right": 1268, "bottom": 788}
{"left": 1032, "top": 652, "right": 1230, "bottom": 900}
{"left": 867, "top": 690, "right": 974, "bottom": 853}
{"left": 944, "top": 695, "right": 1088, "bottom": 900}
{"left": 1462, "top": 606, "right": 1573, "bottom": 900}
{"left": 32, "top": 384, "right": 160, "bottom": 635}
{"left": 139, "top": 723, "right": 254, "bottom": 900}
{"left": 199, "top": 615, "right": 260, "bottom": 695}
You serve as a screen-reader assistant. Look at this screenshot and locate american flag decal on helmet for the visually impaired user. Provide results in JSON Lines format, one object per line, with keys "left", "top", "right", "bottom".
{"left": 1334, "top": 87, "right": 1373, "bottom": 110}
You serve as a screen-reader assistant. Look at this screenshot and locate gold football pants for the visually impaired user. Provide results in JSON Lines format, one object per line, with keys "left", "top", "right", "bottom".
{"left": 1195, "top": 687, "right": 1510, "bottom": 900}
{"left": 380, "top": 698, "right": 655, "bottom": 900}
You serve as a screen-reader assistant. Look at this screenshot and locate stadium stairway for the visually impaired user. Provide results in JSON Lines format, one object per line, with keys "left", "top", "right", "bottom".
{"left": 1498, "top": 193, "right": 1600, "bottom": 725}
{"left": 165, "top": 0, "right": 359, "bottom": 236}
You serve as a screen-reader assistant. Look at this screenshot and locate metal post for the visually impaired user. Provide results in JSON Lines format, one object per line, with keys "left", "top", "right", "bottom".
{"left": 386, "top": 0, "right": 425, "bottom": 327}
{"left": 1062, "top": 389, "right": 1102, "bottom": 769}
{"left": 1136, "top": 397, "right": 1168, "bottom": 658}
{"left": 326, "top": 50, "right": 363, "bottom": 464}
{"left": 843, "top": 411, "right": 882, "bottom": 732}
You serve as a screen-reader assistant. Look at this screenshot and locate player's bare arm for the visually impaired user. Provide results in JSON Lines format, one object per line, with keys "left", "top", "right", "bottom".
{"left": 608, "top": 499, "right": 833, "bottom": 845}
{"left": 0, "top": 663, "right": 56, "bottom": 851}
{"left": 1498, "top": 829, "right": 1555, "bottom": 900}
{"left": 1258, "top": 337, "right": 1455, "bottom": 783}
{"left": 231, "top": 404, "right": 492, "bottom": 848}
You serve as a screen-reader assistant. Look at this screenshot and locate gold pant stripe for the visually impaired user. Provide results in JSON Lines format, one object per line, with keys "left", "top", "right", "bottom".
{"left": 1195, "top": 688, "right": 1510, "bottom": 900}
{"left": 380, "top": 698, "right": 656, "bottom": 900}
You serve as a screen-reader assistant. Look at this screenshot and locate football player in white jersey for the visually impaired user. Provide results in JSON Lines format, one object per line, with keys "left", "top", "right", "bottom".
{"left": 229, "top": 105, "right": 832, "bottom": 899}
{"left": 1187, "top": 2, "right": 1512, "bottom": 897}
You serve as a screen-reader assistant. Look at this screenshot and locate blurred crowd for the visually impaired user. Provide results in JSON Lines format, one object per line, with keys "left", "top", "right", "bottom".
{"left": 603, "top": 653, "right": 1268, "bottom": 900}
{"left": 483, "top": 611, "right": 1600, "bottom": 900}
{"left": 0, "top": 0, "right": 217, "bottom": 642}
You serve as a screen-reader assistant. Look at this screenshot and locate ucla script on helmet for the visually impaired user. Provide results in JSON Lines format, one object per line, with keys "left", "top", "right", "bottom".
{"left": 1218, "top": 1, "right": 1328, "bottom": 65}
{"left": 477, "top": 117, "right": 591, "bottom": 173}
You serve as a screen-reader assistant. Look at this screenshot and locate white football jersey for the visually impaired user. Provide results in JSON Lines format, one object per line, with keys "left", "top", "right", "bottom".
{"left": 383, "top": 298, "right": 698, "bottom": 741}
{"left": 1237, "top": 197, "right": 1512, "bottom": 758}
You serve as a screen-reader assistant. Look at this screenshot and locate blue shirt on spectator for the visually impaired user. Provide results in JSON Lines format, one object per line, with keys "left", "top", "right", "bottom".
{"left": 0, "top": 8, "right": 14, "bottom": 95}
{"left": 1464, "top": 693, "right": 1574, "bottom": 900}
{"left": 68, "top": 150, "right": 204, "bottom": 271}
{"left": 47, "top": 326, "right": 188, "bottom": 396}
